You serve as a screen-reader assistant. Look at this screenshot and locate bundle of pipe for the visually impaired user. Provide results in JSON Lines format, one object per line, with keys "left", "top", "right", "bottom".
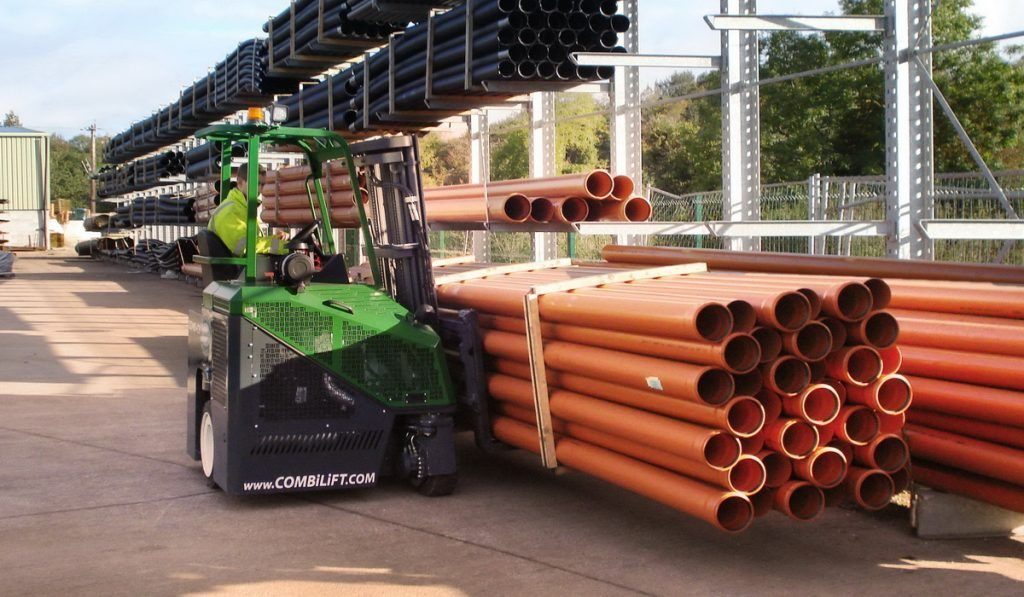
{"left": 346, "top": 0, "right": 463, "bottom": 24}
{"left": 193, "top": 185, "right": 221, "bottom": 224}
{"left": 422, "top": 170, "right": 648, "bottom": 226}
{"left": 185, "top": 142, "right": 247, "bottom": 182}
{"left": 114, "top": 194, "right": 196, "bottom": 227}
{"left": 96, "top": 151, "right": 188, "bottom": 198}
{"left": 335, "top": 0, "right": 622, "bottom": 132}
{"left": 262, "top": 0, "right": 406, "bottom": 79}
{"left": 83, "top": 213, "right": 116, "bottom": 232}
{"left": 105, "top": 39, "right": 299, "bottom": 164}
{"left": 434, "top": 259, "right": 907, "bottom": 530}
{"left": 259, "top": 161, "right": 367, "bottom": 228}
{"left": 597, "top": 244, "right": 1024, "bottom": 513}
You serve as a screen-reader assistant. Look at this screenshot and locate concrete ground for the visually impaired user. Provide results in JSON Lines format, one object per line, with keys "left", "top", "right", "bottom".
{"left": 1, "top": 254, "right": 1022, "bottom": 596}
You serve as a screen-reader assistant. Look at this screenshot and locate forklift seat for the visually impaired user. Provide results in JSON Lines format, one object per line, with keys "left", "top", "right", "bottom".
{"left": 197, "top": 229, "right": 242, "bottom": 286}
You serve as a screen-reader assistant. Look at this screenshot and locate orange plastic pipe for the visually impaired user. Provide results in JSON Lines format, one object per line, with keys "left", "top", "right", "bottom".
{"left": 478, "top": 314, "right": 761, "bottom": 374}
{"left": 734, "top": 370, "right": 764, "bottom": 397}
{"left": 853, "top": 434, "right": 909, "bottom": 473}
{"left": 773, "top": 480, "right": 825, "bottom": 521}
{"left": 547, "top": 197, "right": 590, "bottom": 223}
{"left": 827, "top": 439, "right": 854, "bottom": 464}
{"left": 761, "top": 356, "right": 811, "bottom": 396}
{"left": 905, "top": 376, "right": 1024, "bottom": 428}
{"left": 488, "top": 374, "right": 741, "bottom": 469}
{"left": 751, "top": 488, "right": 775, "bottom": 518}
{"left": 792, "top": 446, "right": 848, "bottom": 489}
{"left": 911, "top": 461, "right": 1024, "bottom": 514}
{"left": 424, "top": 195, "right": 532, "bottom": 223}
{"left": 599, "top": 245, "right": 1024, "bottom": 285}
{"left": 482, "top": 330, "right": 735, "bottom": 405}
{"left": 825, "top": 405, "right": 880, "bottom": 446}
{"left": 890, "top": 467, "right": 911, "bottom": 493}
{"left": 845, "top": 311, "right": 900, "bottom": 350}
{"left": 751, "top": 327, "right": 782, "bottom": 363}
{"left": 846, "top": 374, "right": 913, "bottom": 415}
{"left": 820, "top": 318, "right": 849, "bottom": 353}
{"left": 492, "top": 359, "right": 765, "bottom": 438}
{"left": 906, "top": 410, "right": 1024, "bottom": 450}
{"left": 263, "top": 190, "right": 362, "bottom": 209}
{"left": 426, "top": 170, "right": 615, "bottom": 201}
{"left": 781, "top": 321, "right": 833, "bottom": 362}
{"left": 878, "top": 346, "right": 902, "bottom": 375}
{"left": 842, "top": 466, "right": 894, "bottom": 511}
{"left": 887, "top": 281, "right": 1024, "bottom": 319}
{"left": 741, "top": 433, "right": 766, "bottom": 455}
{"left": 890, "top": 310, "right": 1024, "bottom": 358}
{"left": 825, "top": 345, "right": 882, "bottom": 387}
{"left": 492, "top": 417, "right": 754, "bottom": 532}
{"left": 764, "top": 418, "right": 819, "bottom": 459}
{"left": 816, "top": 423, "right": 835, "bottom": 445}
{"left": 704, "top": 272, "right": 873, "bottom": 322}
{"left": 757, "top": 449, "right": 793, "bottom": 489}
{"left": 262, "top": 206, "right": 360, "bottom": 227}
{"left": 263, "top": 176, "right": 352, "bottom": 196}
{"left": 782, "top": 383, "right": 841, "bottom": 426}
{"left": 904, "top": 424, "right": 1024, "bottom": 486}
{"left": 590, "top": 196, "right": 653, "bottom": 222}
{"left": 611, "top": 175, "right": 635, "bottom": 200}
{"left": 436, "top": 282, "right": 733, "bottom": 342}
{"left": 877, "top": 412, "right": 905, "bottom": 435}
{"left": 808, "top": 360, "right": 826, "bottom": 384}
{"left": 754, "top": 389, "right": 783, "bottom": 425}
{"left": 497, "top": 402, "right": 766, "bottom": 494}
{"left": 900, "top": 345, "right": 1024, "bottom": 392}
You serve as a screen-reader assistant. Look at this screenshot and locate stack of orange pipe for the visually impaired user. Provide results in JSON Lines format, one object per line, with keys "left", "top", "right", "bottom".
{"left": 259, "top": 161, "right": 366, "bottom": 228}
{"left": 192, "top": 184, "right": 219, "bottom": 224}
{"left": 435, "top": 259, "right": 907, "bottom": 531}
{"left": 423, "top": 171, "right": 651, "bottom": 227}
{"left": 598, "top": 244, "right": 1024, "bottom": 514}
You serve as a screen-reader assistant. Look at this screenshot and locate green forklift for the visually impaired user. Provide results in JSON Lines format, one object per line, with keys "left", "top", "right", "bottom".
{"left": 186, "top": 112, "right": 463, "bottom": 496}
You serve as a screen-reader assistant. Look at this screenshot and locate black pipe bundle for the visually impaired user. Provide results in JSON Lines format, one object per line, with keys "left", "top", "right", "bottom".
{"left": 346, "top": 0, "right": 463, "bottom": 24}
{"left": 96, "top": 151, "right": 187, "bottom": 198}
{"left": 184, "top": 142, "right": 247, "bottom": 181}
{"left": 113, "top": 194, "right": 196, "bottom": 226}
{"left": 280, "top": 0, "right": 627, "bottom": 133}
{"left": 262, "top": 0, "right": 406, "bottom": 79}
{"left": 105, "top": 39, "right": 299, "bottom": 164}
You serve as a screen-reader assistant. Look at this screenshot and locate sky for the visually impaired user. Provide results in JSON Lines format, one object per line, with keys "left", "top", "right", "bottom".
{"left": 0, "top": 0, "right": 1021, "bottom": 138}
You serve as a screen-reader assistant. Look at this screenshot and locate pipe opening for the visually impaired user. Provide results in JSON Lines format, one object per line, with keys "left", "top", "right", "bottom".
{"left": 864, "top": 278, "right": 892, "bottom": 310}
{"left": 811, "top": 449, "right": 848, "bottom": 488}
{"left": 730, "top": 456, "right": 767, "bottom": 494}
{"left": 600, "top": 0, "right": 620, "bottom": 17}
{"left": 891, "top": 467, "right": 911, "bottom": 493}
{"left": 782, "top": 421, "right": 819, "bottom": 458}
{"left": 844, "top": 407, "right": 880, "bottom": 445}
{"left": 808, "top": 360, "right": 826, "bottom": 383}
{"left": 585, "top": 170, "right": 615, "bottom": 199}
{"left": 728, "top": 301, "right": 758, "bottom": 334}
{"left": 856, "top": 471, "right": 895, "bottom": 510}
{"left": 878, "top": 346, "right": 902, "bottom": 375}
{"left": 724, "top": 334, "right": 761, "bottom": 374}
{"left": 517, "top": 28, "right": 538, "bottom": 46}
{"left": 802, "top": 386, "right": 841, "bottom": 425}
{"left": 787, "top": 483, "right": 825, "bottom": 520}
{"left": 529, "top": 198, "right": 554, "bottom": 223}
{"left": 734, "top": 370, "right": 764, "bottom": 398}
{"left": 716, "top": 495, "right": 754, "bottom": 533}
{"left": 770, "top": 357, "right": 811, "bottom": 395}
{"left": 752, "top": 327, "right": 782, "bottom": 363}
{"left": 760, "top": 451, "right": 793, "bottom": 488}
{"left": 517, "top": 61, "right": 537, "bottom": 78}
{"left": 797, "top": 289, "right": 823, "bottom": 320}
{"left": 611, "top": 13, "right": 631, "bottom": 32}
{"left": 876, "top": 375, "right": 912, "bottom": 414}
{"left": 555, "top": 62, "right": 576, "bottom": 81}
{"left": 872, "top": 435, "right": 909, "bottom": 472}
{"left": 537, "top": 62, "right": 557, "bottom": 80}
{"left": 754, "top": 389, "right": 782, "bottom": 423}
{"left": 527, "top": 43, "right": 548, "bottom": 61}
{"left": 796, "top": 322, "right": 832, "bottom": 362}
{"left": 596, "top": 65, "right": 614, "bottom": 81}
{"left": 726, "top": 397, "right": 766, "bottom": 437}
{"left": 569, "top": 11, "right": 589, "bottom": 31}
{"left": 694, "top": 303, "right": 733, "bottom": 342}
{"left": 740, "top": 434, "right": 765, "bottom": 455}
{"left": 863, "top": 312, "right": 900, "bottom": 349}
{"left": 498, "top": 0, "right": 519, "bottom": 11}
{"left": 558, "top": 29, "right": 578, "bottom": 46}
{"left": 504, "top": 194, "right": 532, "bottom": 222}
{"left": 599, "top": 30, "right": 619, "bottom": 48}
{"left": 820, "top": 318, "right": 848, "bottom": 352}
{"left": 774, "top": 293, "right": 811, "bottom": 331}
{"left": 704, "top": 433, "right": 741, "bottom": 469}
{"left": 623, "top": 197, "right": 653, "bottom": 222}
{"left": 559, "top": 197, "right": 589, "bottom": 223}
{"left": 612, "top": 175, "right": 635, "bottom": 200}
{"left": 751, "top": 490, "right": 774, "bottom": 518}
{"left": 538, "top": 29, "right": 558, "bottom": 47}
{"left": 548, "top": 45, "right": 569, "bottom": 64}
{"left": 846, "top": 347, "right": 883, "bottom": 384}
{"left": 697, "top": 369, "right": 735, "bottom": 406}
{"left": 837, "top": 283, "right": 873, "bottom": 322}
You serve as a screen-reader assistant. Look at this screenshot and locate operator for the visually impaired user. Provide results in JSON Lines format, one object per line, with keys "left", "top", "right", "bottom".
{"left": 208, "top": 163, "right": 288, "bottom": 256}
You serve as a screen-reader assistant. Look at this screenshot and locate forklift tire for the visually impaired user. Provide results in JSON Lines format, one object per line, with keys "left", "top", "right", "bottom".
{"left": 415, "top": 474, "right": 457, "bottom": 497}
{"left": 199, "top": 401, "right": 218, "bottom": 489}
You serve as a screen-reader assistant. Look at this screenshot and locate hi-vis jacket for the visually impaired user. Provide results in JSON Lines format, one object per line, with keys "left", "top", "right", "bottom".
{"left": 208, "top": 187, "right": 286, "bottom": 256}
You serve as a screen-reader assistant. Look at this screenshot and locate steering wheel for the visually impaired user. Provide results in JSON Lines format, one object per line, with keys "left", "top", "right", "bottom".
{"left": 286, "top": 221, "right": 324, "bottom": 258}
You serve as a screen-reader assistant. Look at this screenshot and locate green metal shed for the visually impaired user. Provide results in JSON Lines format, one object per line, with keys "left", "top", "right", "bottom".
{"left": 0, "top": 127, "right": 51, "bottom": 249}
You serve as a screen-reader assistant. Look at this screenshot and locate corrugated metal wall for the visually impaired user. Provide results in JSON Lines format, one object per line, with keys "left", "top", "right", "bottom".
{"left": 0, "top": 134, "right": 49, "bottom": 211}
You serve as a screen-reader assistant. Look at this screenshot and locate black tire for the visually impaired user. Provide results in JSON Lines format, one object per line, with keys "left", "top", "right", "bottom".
{"left": 416, "top": 474, "right": 457, "bottom": 497}
{"left": 199, "top": 401, "right": 219, "bottom": 489}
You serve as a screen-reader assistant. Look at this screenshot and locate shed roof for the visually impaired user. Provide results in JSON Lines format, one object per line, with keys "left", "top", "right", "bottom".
{"left": 0, "top": 126, "right": 47, "bottom": 136}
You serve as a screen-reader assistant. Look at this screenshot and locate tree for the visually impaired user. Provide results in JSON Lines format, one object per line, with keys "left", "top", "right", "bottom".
{"left": 420, "top": 132, "right": 470, "bottom": 186}
{"left": 3, "top": 110, "right": 22, "bottom": 127}
{"left": 50, "top": 136, "right": 92, "bottom": 209}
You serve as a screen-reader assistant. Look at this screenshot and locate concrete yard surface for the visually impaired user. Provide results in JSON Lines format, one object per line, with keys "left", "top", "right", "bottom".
{"left": 1, "top": 254, "right": 1022, "bottom": 596}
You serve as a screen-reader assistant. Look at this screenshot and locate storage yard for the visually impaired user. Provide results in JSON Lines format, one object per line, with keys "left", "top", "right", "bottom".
{"left": 2, "top": 0, "right": 1024, "bottom": 595}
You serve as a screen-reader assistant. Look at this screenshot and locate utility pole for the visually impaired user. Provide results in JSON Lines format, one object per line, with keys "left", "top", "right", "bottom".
{"left": 86, "top": 122, "right": 97, "bottom": 213}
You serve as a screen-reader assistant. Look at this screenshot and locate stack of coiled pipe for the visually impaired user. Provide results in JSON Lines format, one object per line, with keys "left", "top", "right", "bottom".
{"left": 434, "top": 258, "right": 908, "bottom": 532}
{"left": 423, "top": 170, "right": 650, "bottom": 227}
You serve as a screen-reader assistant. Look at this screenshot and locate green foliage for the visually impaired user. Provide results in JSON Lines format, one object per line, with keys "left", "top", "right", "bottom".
{"left": 489, "top": 128, "right": 529, "bottom": 181}
{"left": 3, "top": 111, "right": 22, "bottom": 127}
{"left": 50, "top": 136, "right": 92, "bottom": 208}
{"left": 420, "top": 132, "right": 470, "bottom": 186}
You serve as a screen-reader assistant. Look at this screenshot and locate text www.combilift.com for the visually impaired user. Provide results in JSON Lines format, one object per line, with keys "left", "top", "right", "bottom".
{"left": 243, "top": 473, "right": 376, "bottom": 491}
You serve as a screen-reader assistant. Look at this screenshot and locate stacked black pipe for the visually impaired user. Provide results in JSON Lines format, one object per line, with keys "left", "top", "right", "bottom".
{"left": 96, "top": 151, "right": 187, "bottom": 198}
{"left": 105, "top": 39, "right": 299, "bottom": 164}
{"left": 347, "top": 0, "right": 464, "bottom": 24}
{"left": 184, "top": 142, "right": 247, "bottom": 181}
{"left": 263, "top": 1, "right": 405, "bottom": 78}
{"left": 113, "top": 195, "right": 197, "bottom": 226}
{"left": 281, "top": 0, "right": 626, "bottom": 132}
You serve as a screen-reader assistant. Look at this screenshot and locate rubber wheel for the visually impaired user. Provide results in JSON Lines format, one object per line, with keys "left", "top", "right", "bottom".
{"left": 199, "top": 401, "right": 218, "bottom": 489}
{"left": 416, "top": 474, "right": 457, "bottom": 497}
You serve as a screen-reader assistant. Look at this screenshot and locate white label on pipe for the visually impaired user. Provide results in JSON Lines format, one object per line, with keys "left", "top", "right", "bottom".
{"left": 646, "top": 377, "right": 664, "bottom": 391}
